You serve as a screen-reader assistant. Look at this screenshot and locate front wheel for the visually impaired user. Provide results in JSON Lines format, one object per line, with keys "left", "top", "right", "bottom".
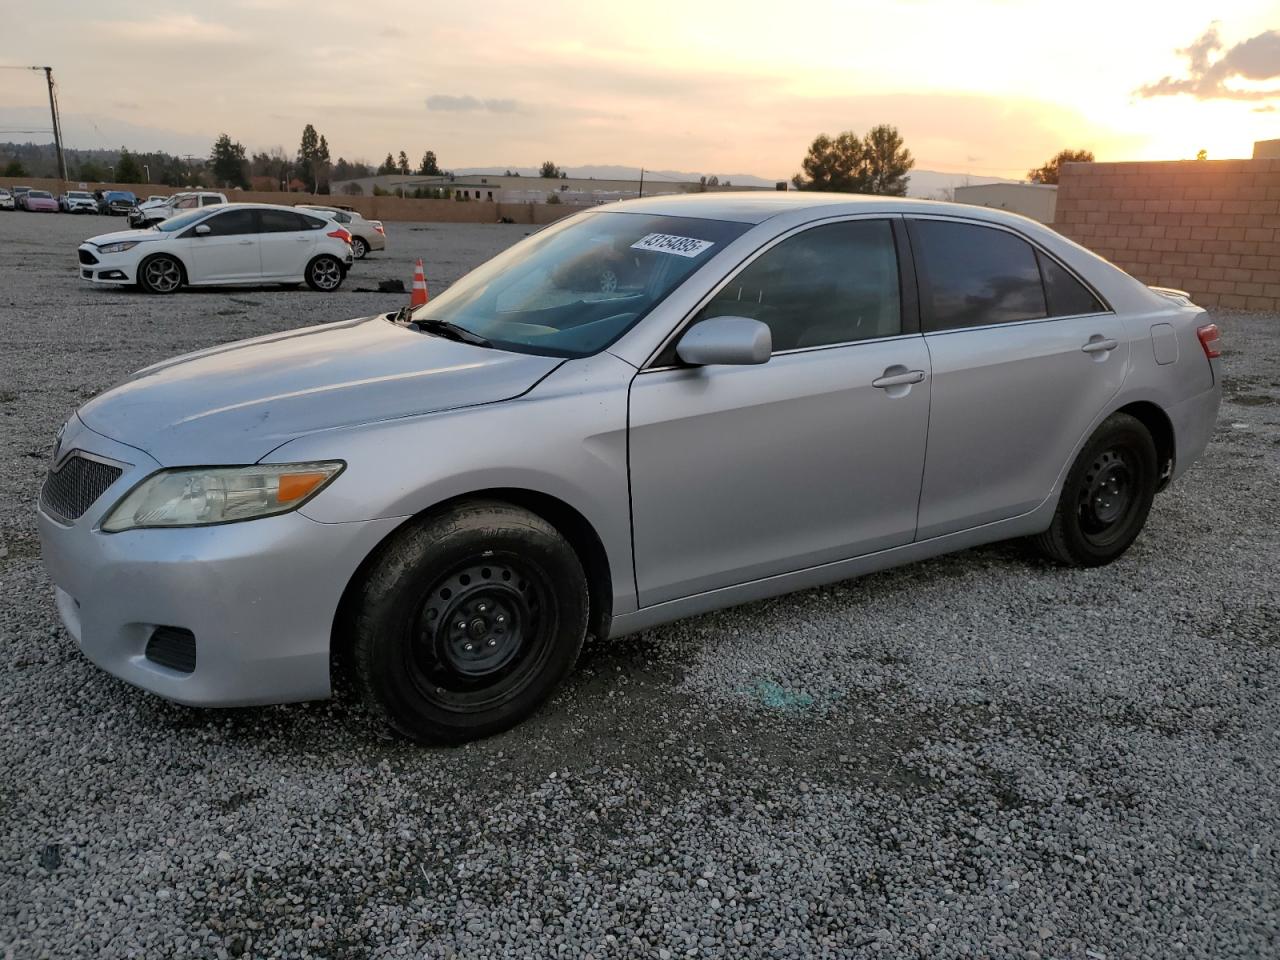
{"left": 1032, "top": 412, "right": 1158, "bottom": 567}
{"left": 351, "top": 501, "right": 589, "bottom": 744}
{"left": 305, "top": 254, "right": 345, "bottom": 291}
{"left": 137, "top": 254, "right": 184, "bottom": 294}
{"left": 350, "top": 236, "right": 368, "bottom": 259}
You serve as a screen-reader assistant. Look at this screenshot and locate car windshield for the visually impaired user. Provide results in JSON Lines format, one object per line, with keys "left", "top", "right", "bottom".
{"left": 155, "top": 209, "right": 213, "bottom": 232}
{"left": 69, "top": 192, "right": 92, "bottom": 199}
{"left": 30, "top": 191, "right": 52, "bottom": 199}
{"left": 409, "top": 211, "right": 749, "bottom": 358}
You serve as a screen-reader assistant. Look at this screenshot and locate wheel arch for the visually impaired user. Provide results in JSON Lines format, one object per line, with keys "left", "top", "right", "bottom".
{"left": 1114, "top": 400, "right": 1175, "bottom": 490}
{"left": 330, "top": 487, "right": 614, "bottom": 681}
{"left": 137, "top": 249, "right": 189, "bottom": 288}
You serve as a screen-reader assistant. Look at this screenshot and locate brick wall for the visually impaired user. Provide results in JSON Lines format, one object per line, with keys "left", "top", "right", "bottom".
{"left": 0, "top": 176, "right": 590, "bottom": 226}
{"left": 1054, "top": 159, "right": 1280, "bottom": 312}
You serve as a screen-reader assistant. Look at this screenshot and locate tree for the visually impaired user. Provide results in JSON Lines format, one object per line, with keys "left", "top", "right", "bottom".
{"left": 209, "top": 133, "right": 248, "bottom": 189}
{"left": 296, "top": 124, "right": 326, "bottom": 192}
{"left": 540, "top": 160, "right": 562, "bottom": 179}
{"left": 3, "top": 159, "right": 27, "bottom": 177}
{"left": 377, "top": 153, "right": 397, "bottom": 175}
{"left": 397, "top": 151, "right": 411, "bottom": 175}
{"left": 792, "top": 131, "right": 867, "bottom": 192}
{"left": 792, "top": 126, "right": 914, "bottom": 195}
{"left": 419, "top": 150, "right": 441, "bottom": 176}
{"left": 861, "top": 124, "right": 913, "bottom": 196}
{"left": 114, "top": 149, "right": 143, "bottom": 183}
{"left": 1026, "top": 148, "right": 1094, "bottom": 185}
{"left": 78, "top": 160, "right": 107, "bottom": 182}
{"left": 314, "top": 135, "right": 331, "bottom": 191}
{"left": 1196, "top": 149, "right": 1208, "bottom": 161}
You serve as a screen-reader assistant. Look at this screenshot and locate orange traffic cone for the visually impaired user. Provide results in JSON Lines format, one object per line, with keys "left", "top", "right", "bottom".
{"left": 410, "top": 258, "right": 429, "bottom": 307}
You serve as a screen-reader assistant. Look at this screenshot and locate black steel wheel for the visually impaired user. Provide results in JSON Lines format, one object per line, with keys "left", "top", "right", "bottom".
{"left": 352, "top": 501, "right": 588, "bottom": 744}
{"left": 138, "top": 254, "right": 184, "bottom": 294}
{"left": 1033, "top": 412, "right": 1157, "bottom": 567}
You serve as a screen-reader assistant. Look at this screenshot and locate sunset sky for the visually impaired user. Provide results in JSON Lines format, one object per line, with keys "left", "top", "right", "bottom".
{"left": 1, "top": 0, "right": 1276, "bottom": 181}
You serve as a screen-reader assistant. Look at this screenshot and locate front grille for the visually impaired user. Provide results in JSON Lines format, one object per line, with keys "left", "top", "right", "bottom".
{"left": 145, "top": 627, "right": 197, "bottom": 673}
{"left": 40, "top": 454, "right": 122, "bottom": 521}
{"left": 78, "top": 249, "right": 99, "bottom": 265}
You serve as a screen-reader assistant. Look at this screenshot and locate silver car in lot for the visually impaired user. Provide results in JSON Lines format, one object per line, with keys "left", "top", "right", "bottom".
{"left": 37, "top": 194, "right": 1222, "bottom": 743}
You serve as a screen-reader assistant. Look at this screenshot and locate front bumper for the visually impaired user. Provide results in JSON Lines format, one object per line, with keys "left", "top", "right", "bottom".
{"left": 77, "top": 245, "right": 136, "bottom": 284}
{"left": 37, "top": 415, "right": 404, "bottom": 707}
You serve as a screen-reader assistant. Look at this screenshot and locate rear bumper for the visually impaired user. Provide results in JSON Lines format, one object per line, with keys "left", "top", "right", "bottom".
{"left": 36, "top": 416, "right": 404, "bottom": 706}
{"left": 1168, "top": 378, "right": 1222, "bottom": 482}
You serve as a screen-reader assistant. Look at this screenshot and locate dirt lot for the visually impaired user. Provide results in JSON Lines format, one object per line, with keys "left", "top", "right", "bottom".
{"left": 1, "top": 209, "right": 1277, "bottom": 959}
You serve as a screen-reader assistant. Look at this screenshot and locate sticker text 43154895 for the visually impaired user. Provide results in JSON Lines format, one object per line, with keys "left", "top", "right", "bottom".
{"left": 630, "top": 233, "right": 715, "bottom": 258}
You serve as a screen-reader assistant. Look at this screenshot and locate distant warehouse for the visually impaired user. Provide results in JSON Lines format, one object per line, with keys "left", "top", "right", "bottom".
{"left": 954, "top": 182, "right": 1058, "bottom": 224}
{"left": 329, "top": 172, "right": 773, "bottom": 205}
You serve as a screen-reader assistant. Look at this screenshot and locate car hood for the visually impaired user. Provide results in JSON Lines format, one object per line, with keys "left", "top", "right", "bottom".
{"left": 76, "top": 316, "right": 564, "bottom": 465}
{"left": 84, "top": 227, "right": 166, "bottom": 247}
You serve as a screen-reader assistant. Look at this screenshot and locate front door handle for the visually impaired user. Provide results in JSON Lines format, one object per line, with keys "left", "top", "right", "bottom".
{"left": 872, "top": 369, "right": 926, "bottom": 389}
{"left": 1081, "top": 337, "right": 1118, "bottom": 354}
{"left": 237, "top": 239, "right": 253, "bottom": 245}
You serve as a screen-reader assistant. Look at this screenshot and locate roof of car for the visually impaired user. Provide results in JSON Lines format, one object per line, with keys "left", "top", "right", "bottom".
{"left": 602, "top": 191, "right": 1040, "bottom": 228}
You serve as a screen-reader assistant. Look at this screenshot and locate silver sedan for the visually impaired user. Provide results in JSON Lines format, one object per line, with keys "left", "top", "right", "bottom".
{"left": 38, "top": 194, "right": 1222, "bottom": 743}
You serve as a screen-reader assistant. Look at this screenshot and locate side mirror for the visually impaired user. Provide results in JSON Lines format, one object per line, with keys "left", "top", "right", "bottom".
{"left": 194, "top": 224, "right": 212, "bottom": 236}
{"left": 676, "top": 316, "right": 772, "bottom": 366}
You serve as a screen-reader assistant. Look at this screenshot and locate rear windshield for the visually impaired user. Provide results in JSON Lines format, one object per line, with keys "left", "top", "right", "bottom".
{"left": 410, "top": 211, "right": 749, "bottom": 358}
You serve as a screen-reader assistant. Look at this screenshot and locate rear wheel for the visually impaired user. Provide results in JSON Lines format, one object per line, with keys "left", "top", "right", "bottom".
{"left": 306, "top": 254, "right": 345, "bottom": 291}
{"left": 350, "top": 236, "right": 368, "bottom": 259}
{"left": 137, "top": 254, "right": 184, "bottom": 294}
{"left": 352, "top": 501, "right": 588, "bottom": 744}
{"left": 1033, "top": 412, "right": 1158, "bottom": 567}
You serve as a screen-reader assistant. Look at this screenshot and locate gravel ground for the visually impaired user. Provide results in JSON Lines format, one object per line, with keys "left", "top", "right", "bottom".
{"left": 1, "top": 210, "right": 1277, "bottom": 959}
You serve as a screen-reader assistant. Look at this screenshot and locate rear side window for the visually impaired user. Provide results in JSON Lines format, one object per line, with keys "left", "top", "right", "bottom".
{"left": 1037, "top": 251, "right": 1104, "bottom": 317}
{"left": 201, "top": 195, "right": 223, "bottom": 206}
{"left": 912, "top": 220, "right": 1046, "bottom": 331}
{"left": 694, "top": 219, "right": 901, "bottom": 352}
{"left": 300, "top": 214, "right": 327, "bottom": 230}
{"left": 259, "top": 210, "right": 306, "bottom": 233}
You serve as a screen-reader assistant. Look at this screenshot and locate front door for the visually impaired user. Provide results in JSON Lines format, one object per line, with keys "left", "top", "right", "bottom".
{"left": 185, "top": 208, "right": 259, "bottom": 282}
{"left": 907, "top": 216, "right": 1128, "bottom": 539}
{"left": 628, "top": 218, "right": 931, "bottom": 607}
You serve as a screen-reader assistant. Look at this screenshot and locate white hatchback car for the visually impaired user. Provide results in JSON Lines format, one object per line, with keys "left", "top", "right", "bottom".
{"left": 78, "top": 203, "right": 355, "bottom": 293}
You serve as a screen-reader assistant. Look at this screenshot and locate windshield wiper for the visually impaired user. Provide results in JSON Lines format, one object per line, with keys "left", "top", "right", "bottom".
{"left": 410, "top": 317, "right": 493, "bottom": 348}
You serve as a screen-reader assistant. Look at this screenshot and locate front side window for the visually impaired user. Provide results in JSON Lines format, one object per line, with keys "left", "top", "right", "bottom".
{"left": 200, "top": 209, "right": 256, "bottom": 236}
{"left": 410, "top": 211, "right": 749, "bottom": 358}
{"left": 692, "top": 219, "right": 901, "bottom": 352}
{"left": 912, "top": 220, "right": 1046, "bottom": 331}
{"left": 175, "top": 197, "right": 199, "bottom": 210}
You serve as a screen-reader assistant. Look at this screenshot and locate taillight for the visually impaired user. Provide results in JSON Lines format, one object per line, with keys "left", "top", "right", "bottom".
{"left": 327, "top": 228, "right": 352, "bottom": 245}
{"left": 374, "top": 223, "right": 385, "bottom": 235}
{"left": 1196, "top": 323, "right": 1221, "bottom": 359}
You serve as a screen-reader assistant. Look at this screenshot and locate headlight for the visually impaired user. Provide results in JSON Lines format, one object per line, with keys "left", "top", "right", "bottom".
{"left": 97, "top": 240, "right": 141, "bottom": 254}
{"left": 101, "top": 462, "right": 344, "bottom": 532}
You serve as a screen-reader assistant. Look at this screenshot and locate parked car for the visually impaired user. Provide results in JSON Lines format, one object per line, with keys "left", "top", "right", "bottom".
{"left": 129, "top": 191, "right": 227, "bottom": 228}
{"left": 96, "top": 190, "right": 138, "bottom": 216}
{"left": 145, "top": 195, "right": 167, "bottom": 204}
{"left": 77, "top": 202, "right": 353, "bottom": 293}
{"left": 59, "top": 190, "right": 98, "bottom": 214}
{"left": 39, "top": 194, "right": 1222, "bottom": 744}
{"left": 24, "top": 189, "right": 58, "bottom": 212}
{"left": 12, "top": 185, "right": 32, "bottom": 210}
{"left": 297, "top": 203, "right": 386, "bottom": 258}
{"left": 0, "top": 188, "right": 13, "bottom": 211}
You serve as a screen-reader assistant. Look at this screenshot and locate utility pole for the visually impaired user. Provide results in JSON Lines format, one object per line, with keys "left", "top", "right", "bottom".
{"left": 33, "top": 67, "right": 68, "bottom": 182}
{"left": 638, "top": 167, "right": 644, "bottom": 199}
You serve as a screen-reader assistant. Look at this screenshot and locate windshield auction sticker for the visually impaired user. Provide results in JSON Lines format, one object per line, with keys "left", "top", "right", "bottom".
{"left": 630, "top": 233, "right": 715, "bottom": 258}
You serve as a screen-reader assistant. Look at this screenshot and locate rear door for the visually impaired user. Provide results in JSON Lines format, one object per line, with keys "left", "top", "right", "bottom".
{"left": 258, "top": 209, "right": 323, "bottom": 279}
{"left": 184, "top": 208, "right": 260, "bottom": 283}
{"left": 629, "top": 217, "right": 931, "bottom": 606}
{"left": 907, "top": 217, "right": 1126, "bottom": 539}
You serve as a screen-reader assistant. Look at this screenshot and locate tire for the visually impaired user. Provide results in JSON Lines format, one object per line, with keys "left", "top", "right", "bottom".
{"left": 350, "top": 236, "right": 368, "bottom": 259}
{"left": 137, "top": 254, "right": 184, "bottom": 294}
{"left": 352, "top": 501, "right": 589, "bottom": 744}
{"left": 306, "top": 254, "right": 345, "bottom": 291}
{"left": 1033, "top": 412, "right": 1158, "bottom": 567}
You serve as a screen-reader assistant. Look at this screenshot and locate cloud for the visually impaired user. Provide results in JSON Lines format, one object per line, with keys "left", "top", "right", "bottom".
{"left": 93, "top": 14, "right": 242, "bottom": 43}
{"left": 1137, "top": 25, "right": 1280, "bottom": 101}
{"left": 426, "top": 95, "right": 523, "bottom": 113}
{"left": 1256, "top": 105, "right": 1277, "bottom": 113}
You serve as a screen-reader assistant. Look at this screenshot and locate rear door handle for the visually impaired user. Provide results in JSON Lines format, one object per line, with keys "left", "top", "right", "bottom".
{"left": 872, "top": 369, "right": 926, "bottom": 389}
{"left": 1081, "top": 337, "right": 1118, "bottom": 354}
{"left": 237, "top": 239, "right": 253, "bottom": 245}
